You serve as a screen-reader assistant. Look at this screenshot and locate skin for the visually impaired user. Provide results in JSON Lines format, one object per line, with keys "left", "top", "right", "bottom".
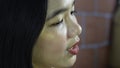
{"left": 32, "top": 0, "right": 82, "bottom": 68}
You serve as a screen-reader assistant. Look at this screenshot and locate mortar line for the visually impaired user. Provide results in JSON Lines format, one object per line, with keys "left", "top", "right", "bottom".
{"left": 80, "top": 40, "right": 109, "bottom": 49}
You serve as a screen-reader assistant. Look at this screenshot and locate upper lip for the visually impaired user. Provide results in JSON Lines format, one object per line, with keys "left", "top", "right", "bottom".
{"left": 67, "top": 37, "right": 80, "bottom": 50}
{"left": 71, "top": 41, "right": 80, "bottom": 48}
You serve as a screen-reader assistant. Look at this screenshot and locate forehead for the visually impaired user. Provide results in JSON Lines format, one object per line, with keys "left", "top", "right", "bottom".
{"left": 46, "top": 0, "right": 74, "bottom": 18}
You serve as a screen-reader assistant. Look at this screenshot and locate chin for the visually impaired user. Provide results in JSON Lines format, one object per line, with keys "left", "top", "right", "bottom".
{"left": 65, "top": 55, "right": 77, "bottom": 67}
{"left": 58, "top": 61, "right": 76, "bottom": 68}
{"left": 55, "top": 55, "right": 77, "bottom": 68}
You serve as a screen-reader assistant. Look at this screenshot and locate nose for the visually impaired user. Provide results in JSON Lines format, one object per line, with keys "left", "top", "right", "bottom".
{"left": 67, "top": 16, "right": 82, "bottom": 38}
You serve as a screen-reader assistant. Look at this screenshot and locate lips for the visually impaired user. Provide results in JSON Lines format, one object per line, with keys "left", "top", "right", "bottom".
{"left": 68, "top": 41, "right": 80, "bottom": 55}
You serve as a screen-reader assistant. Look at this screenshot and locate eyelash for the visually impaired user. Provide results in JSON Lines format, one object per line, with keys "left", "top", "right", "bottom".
{"left": 71, "top": 10, "right": 77, "bottom": 15}
{"left": 50, "top": 19, "right": 63, "bottom": 26}
{"left": 50, "top": 10, "right": 77, "bottom": 27}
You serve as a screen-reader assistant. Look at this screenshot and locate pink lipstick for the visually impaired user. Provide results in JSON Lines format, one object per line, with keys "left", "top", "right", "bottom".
{"left": 68, "top": 42, "right": 80, "bottom": 55}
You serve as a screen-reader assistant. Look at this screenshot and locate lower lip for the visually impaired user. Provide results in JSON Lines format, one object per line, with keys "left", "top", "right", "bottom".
{"left": 68, "top": 44, "right": 79, "bottom": 55}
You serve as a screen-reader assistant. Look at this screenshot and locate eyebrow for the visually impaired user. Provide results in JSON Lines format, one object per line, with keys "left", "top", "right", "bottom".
{"left": 46, "top": 0, "right": 75, "bottom": 21}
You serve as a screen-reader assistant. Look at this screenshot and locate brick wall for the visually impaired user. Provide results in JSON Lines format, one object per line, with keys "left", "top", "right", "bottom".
{"left": 72, "top": 0, "right": 116, "bottom": 68}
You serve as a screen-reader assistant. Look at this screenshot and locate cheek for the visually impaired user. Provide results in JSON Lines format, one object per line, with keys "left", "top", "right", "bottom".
{"left": 40, "top": 31, "right": 67, "bottom": 54}
{"left": 39, "top": 24, "right": 67, "bottom": 54}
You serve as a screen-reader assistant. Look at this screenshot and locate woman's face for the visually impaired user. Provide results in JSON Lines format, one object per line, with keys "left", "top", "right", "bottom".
{"left": 32, "top": 0, "right": 82, "bottom": 68}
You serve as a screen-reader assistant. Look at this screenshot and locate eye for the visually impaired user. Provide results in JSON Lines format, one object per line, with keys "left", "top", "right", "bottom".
{"left": 71, "top": 10, "right": 77, "bottom": 15}
{"left": 50, "top": 19, "right": 63, "bottom": 26}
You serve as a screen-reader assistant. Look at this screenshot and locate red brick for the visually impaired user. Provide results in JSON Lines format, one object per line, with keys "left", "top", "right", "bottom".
{"left": 106, "top": 18, "right": 112, "bottom": 39}
{"left": 85, "top": 16, "right": 108, "bottom": 44}
{"left": 75, "top": 0, "right": 94, "bottom": 12}
{"left": 97, "top": 46, "right": 110, "bottom": 68}
{"left": 97, "top": 0, "right": 116, "bottom": 13}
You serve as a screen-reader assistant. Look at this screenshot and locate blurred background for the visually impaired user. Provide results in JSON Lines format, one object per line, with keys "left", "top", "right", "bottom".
{"left": 72, "top": 0, "right": 120, "bottom": 68}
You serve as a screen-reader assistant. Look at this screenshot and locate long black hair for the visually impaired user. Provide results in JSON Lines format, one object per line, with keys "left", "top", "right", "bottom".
{"left": 0, "top": 0, "right": 47, "bottom": 68}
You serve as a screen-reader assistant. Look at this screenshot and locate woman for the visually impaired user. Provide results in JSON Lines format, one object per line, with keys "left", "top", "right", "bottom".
{"left": 0, "top": 0, "right": 82, "bottom": 68}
